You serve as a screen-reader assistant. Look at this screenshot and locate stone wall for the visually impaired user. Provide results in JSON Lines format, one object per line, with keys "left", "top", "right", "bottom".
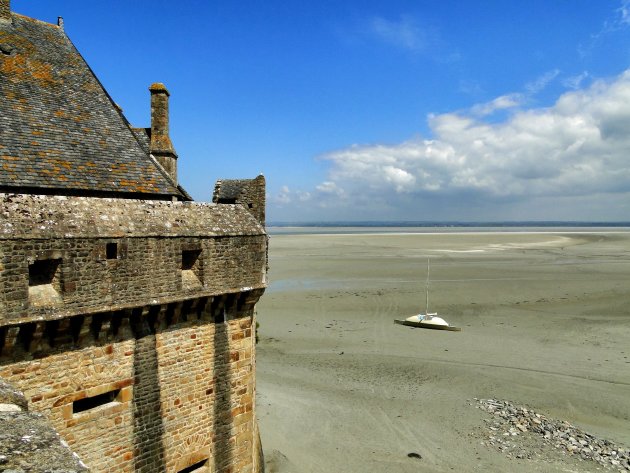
{"left": 0, "top": 291, "right": 261, "bottom": 472}
{"left": 0, "top": 193, "right": 267, "bottom": 472}
{"left": 213, "top": 176, "right": 266, "bottom": 225}
{"left": 0, "top": 234, "right": 266, "bottom": 324}
{"left": 0, "top": 194, "right": 267, "bottom": 325}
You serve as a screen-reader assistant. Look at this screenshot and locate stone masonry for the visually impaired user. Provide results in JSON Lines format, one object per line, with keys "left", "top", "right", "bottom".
{"left": 0, "top": 1, "right": 267, "bottom": 472}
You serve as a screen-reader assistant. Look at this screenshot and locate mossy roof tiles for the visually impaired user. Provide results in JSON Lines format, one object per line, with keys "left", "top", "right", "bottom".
{"left": 0, "top": 14, "right": 183, "bottom": 198}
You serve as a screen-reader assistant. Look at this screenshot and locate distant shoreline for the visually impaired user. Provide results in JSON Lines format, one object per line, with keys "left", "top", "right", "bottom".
{"left": 269, "top": 221, "right": 630, "bottom": 227}
{"left": 267, "top": 224, "right": 630, "bottom": 235}
{"left": 267, "top": 221, "right": 630, "bottom": 235}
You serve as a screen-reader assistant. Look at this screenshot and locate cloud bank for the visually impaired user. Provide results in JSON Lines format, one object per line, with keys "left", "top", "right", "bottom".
{"left": 273, "top": 70, "right": 630, "bottom": 221}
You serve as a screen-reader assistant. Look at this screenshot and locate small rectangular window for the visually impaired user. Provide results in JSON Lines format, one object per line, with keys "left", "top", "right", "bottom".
{"left": 73, "top": 389, "right": 120, "bottom": 414}
{"left": 28, "top": 258, "right": 62, "bottom": 306}
{"left": 106, "top": 242, "right": 118, "bottom": 260}
{"left": 182, "top": 249, "right": 202, "bottom": 289}
{"left": 182, "top": 249, "right": 201, "bottom": 270}
{"left": 29, "top": 258, "right": 60, "bottom": 287}
{"left": 218, "top": 198, "right": 236, "bottom": 204}
{"left": 177, "top": 459, "right": 208, "bottom": 473}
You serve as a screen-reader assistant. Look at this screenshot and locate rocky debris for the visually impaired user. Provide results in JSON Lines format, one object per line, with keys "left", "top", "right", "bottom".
{"left": 473, "top": 398, "right": 630, "bottom": 471}
{"left": 0, "top": 378, "right": 89, "bottom": 472}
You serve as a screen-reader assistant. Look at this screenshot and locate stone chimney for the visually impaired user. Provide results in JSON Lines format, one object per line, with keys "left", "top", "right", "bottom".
{"left": 149, "top": 83, "right": 178, "bottom": 184}
{"left": 0, "top": 0, "right": 11, "bottom": 24}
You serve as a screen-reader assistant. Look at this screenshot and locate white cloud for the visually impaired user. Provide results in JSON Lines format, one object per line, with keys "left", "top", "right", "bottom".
{"left": 304, "top": 69, "right": 630, "bottom": 219}
{"left": 579, "top": 0, "right": 630, "bottom": 57}
{"left": 273, "top": 186, "right": 292, "bottom": 205}
{"left": 370, "top": 16, "right": 426, "bottom": 51}
{"left": 619, "top": 0, "right": 630, "bottom": 25}
{"left": 272, "top": 186, "right": 314, "bottom": 206}
{"left": 563, "top": 71, "right": 590, "bottom": 90}
{"left": 525, "top": 69, "right": 560, "bottom": 95}
{"left": 464, "top": 70, "right": 560, "bottom": 118}
{"left": 315, "top": 181, "right": 345, "bottom": 196}
{"left": 470, "top": 94, "right": 523, "bottom": 116}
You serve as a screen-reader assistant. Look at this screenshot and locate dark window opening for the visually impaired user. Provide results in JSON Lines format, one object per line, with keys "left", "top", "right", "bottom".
{"left": 177, "top": 459, "right": 208, "bottom": 473}
{"left": 182, "top": 249, "right": 201, "bottom": 270}
{"left": 73, "top": 389, "right": 120, "bottom": 414}
{"left": 106, "top": 242, "right": 118, "bottom": 260}
{"left": 28, "top": 258, "right": 62, "bottom": 307}
{"left": 29, "top": 259, "right": 60, "bottom": 287}
{"left": 45, "top": 319, "right": 60, "bottom": 347}
{"left": 70, "top": 316, "right": 84, "bottom": 344}
{"left": 218, "top": 198, "right": 236, "bottom": 204}
{"left": 182, "top": 249, "right": 203, "bottom": 289}
{"left": 17, "top": 323, "right": 35, "bottom": 351}
{"left": 248, "top": 203, "right": 253, "bottom": 208}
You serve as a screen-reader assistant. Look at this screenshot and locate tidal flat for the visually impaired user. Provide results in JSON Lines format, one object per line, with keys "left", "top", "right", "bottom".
{"left": 256, "top": 230, "right": 630, "bottom": 472}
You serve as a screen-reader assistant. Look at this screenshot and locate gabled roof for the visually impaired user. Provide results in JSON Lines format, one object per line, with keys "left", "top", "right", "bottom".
{"left": 0, "top": 13, "right": 184, "bottom": 199}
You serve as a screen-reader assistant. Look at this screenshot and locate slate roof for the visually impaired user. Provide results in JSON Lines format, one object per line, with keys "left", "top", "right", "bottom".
{"left": 133, "top": 126, "right": 194, "bottom": 201}
{"left": 215, "top": 179, "right": 250, "bottom": 200}
{"left": 0, "top": 13, "right": 184, "bottom": 199}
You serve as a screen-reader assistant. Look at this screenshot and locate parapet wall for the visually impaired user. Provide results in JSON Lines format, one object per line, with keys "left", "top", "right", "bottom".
{"left": 0, "top": 193, "right": 263, "bottom": 239}
{"left": 0, "top": 194, "right": 267, "bottom": 325}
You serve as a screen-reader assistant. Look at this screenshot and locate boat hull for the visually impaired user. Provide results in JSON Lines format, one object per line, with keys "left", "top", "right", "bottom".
{"left": 394, "top": 319, "right": 462, "bottom": 331}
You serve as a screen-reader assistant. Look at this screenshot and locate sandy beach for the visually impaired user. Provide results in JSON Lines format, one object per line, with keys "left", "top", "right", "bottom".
{"left": 255, "top": 230, "right": 630, "bottom": 472}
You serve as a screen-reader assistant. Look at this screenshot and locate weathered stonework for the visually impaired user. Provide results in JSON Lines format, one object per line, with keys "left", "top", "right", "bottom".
{"left": 0, "top": 195, "right": 267, "bottom": 326}
{"left": 0, "top": 379, "right": 88, "bottom": 472}
{"left": 214, "top": 176, "right": 267, "bottom": 225}
{"left": 1, "top": 291, "right": 263, "bottom": 472}
{"left": 149, "top": 83, "right": 178, "bottom": 184}
{"left": 0, "top": 1, "right": 267, "bottom": 471}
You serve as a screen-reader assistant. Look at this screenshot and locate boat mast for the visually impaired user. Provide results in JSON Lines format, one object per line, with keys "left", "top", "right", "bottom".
{"left": 425, "top": 258, "right": 430, "bottom": 314}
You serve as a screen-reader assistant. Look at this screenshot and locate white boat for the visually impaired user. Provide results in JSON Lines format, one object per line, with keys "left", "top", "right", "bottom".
{"left": 394, "top": 259, "right": 461, "bottom": 332}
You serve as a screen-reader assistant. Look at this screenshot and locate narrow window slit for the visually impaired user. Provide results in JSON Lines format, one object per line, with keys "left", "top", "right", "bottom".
{"left": 177, "top": 459, "right": 208, "bottom": 473}
{"left": 106, "top": 242, "right": 118, "bottom": 260}
{"left": 73, "top": 389, "right": 121, "bottom": 414}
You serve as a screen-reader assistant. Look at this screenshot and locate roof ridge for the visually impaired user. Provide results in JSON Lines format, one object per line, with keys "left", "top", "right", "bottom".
{"left": 12, "top": 12, "right": 61, "bottom": 29}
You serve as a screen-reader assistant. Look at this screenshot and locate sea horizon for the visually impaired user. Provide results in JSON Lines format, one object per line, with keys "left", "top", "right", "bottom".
{"left": 267, "top": 221, "right": 630, "bottom": 235}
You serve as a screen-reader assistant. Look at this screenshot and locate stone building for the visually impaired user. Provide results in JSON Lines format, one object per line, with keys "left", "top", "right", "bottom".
{"left": 0, "top": 1, "right": 267, "bottom": 472}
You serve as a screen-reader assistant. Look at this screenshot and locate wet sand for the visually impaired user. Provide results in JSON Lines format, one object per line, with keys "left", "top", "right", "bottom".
{"left": 256, "top": 231, "right": 630, "bottom": 472}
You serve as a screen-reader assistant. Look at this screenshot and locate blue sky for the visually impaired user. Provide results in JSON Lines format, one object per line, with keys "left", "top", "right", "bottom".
{"left": 12, "top": 0, "right": 630, "bottom": 222}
